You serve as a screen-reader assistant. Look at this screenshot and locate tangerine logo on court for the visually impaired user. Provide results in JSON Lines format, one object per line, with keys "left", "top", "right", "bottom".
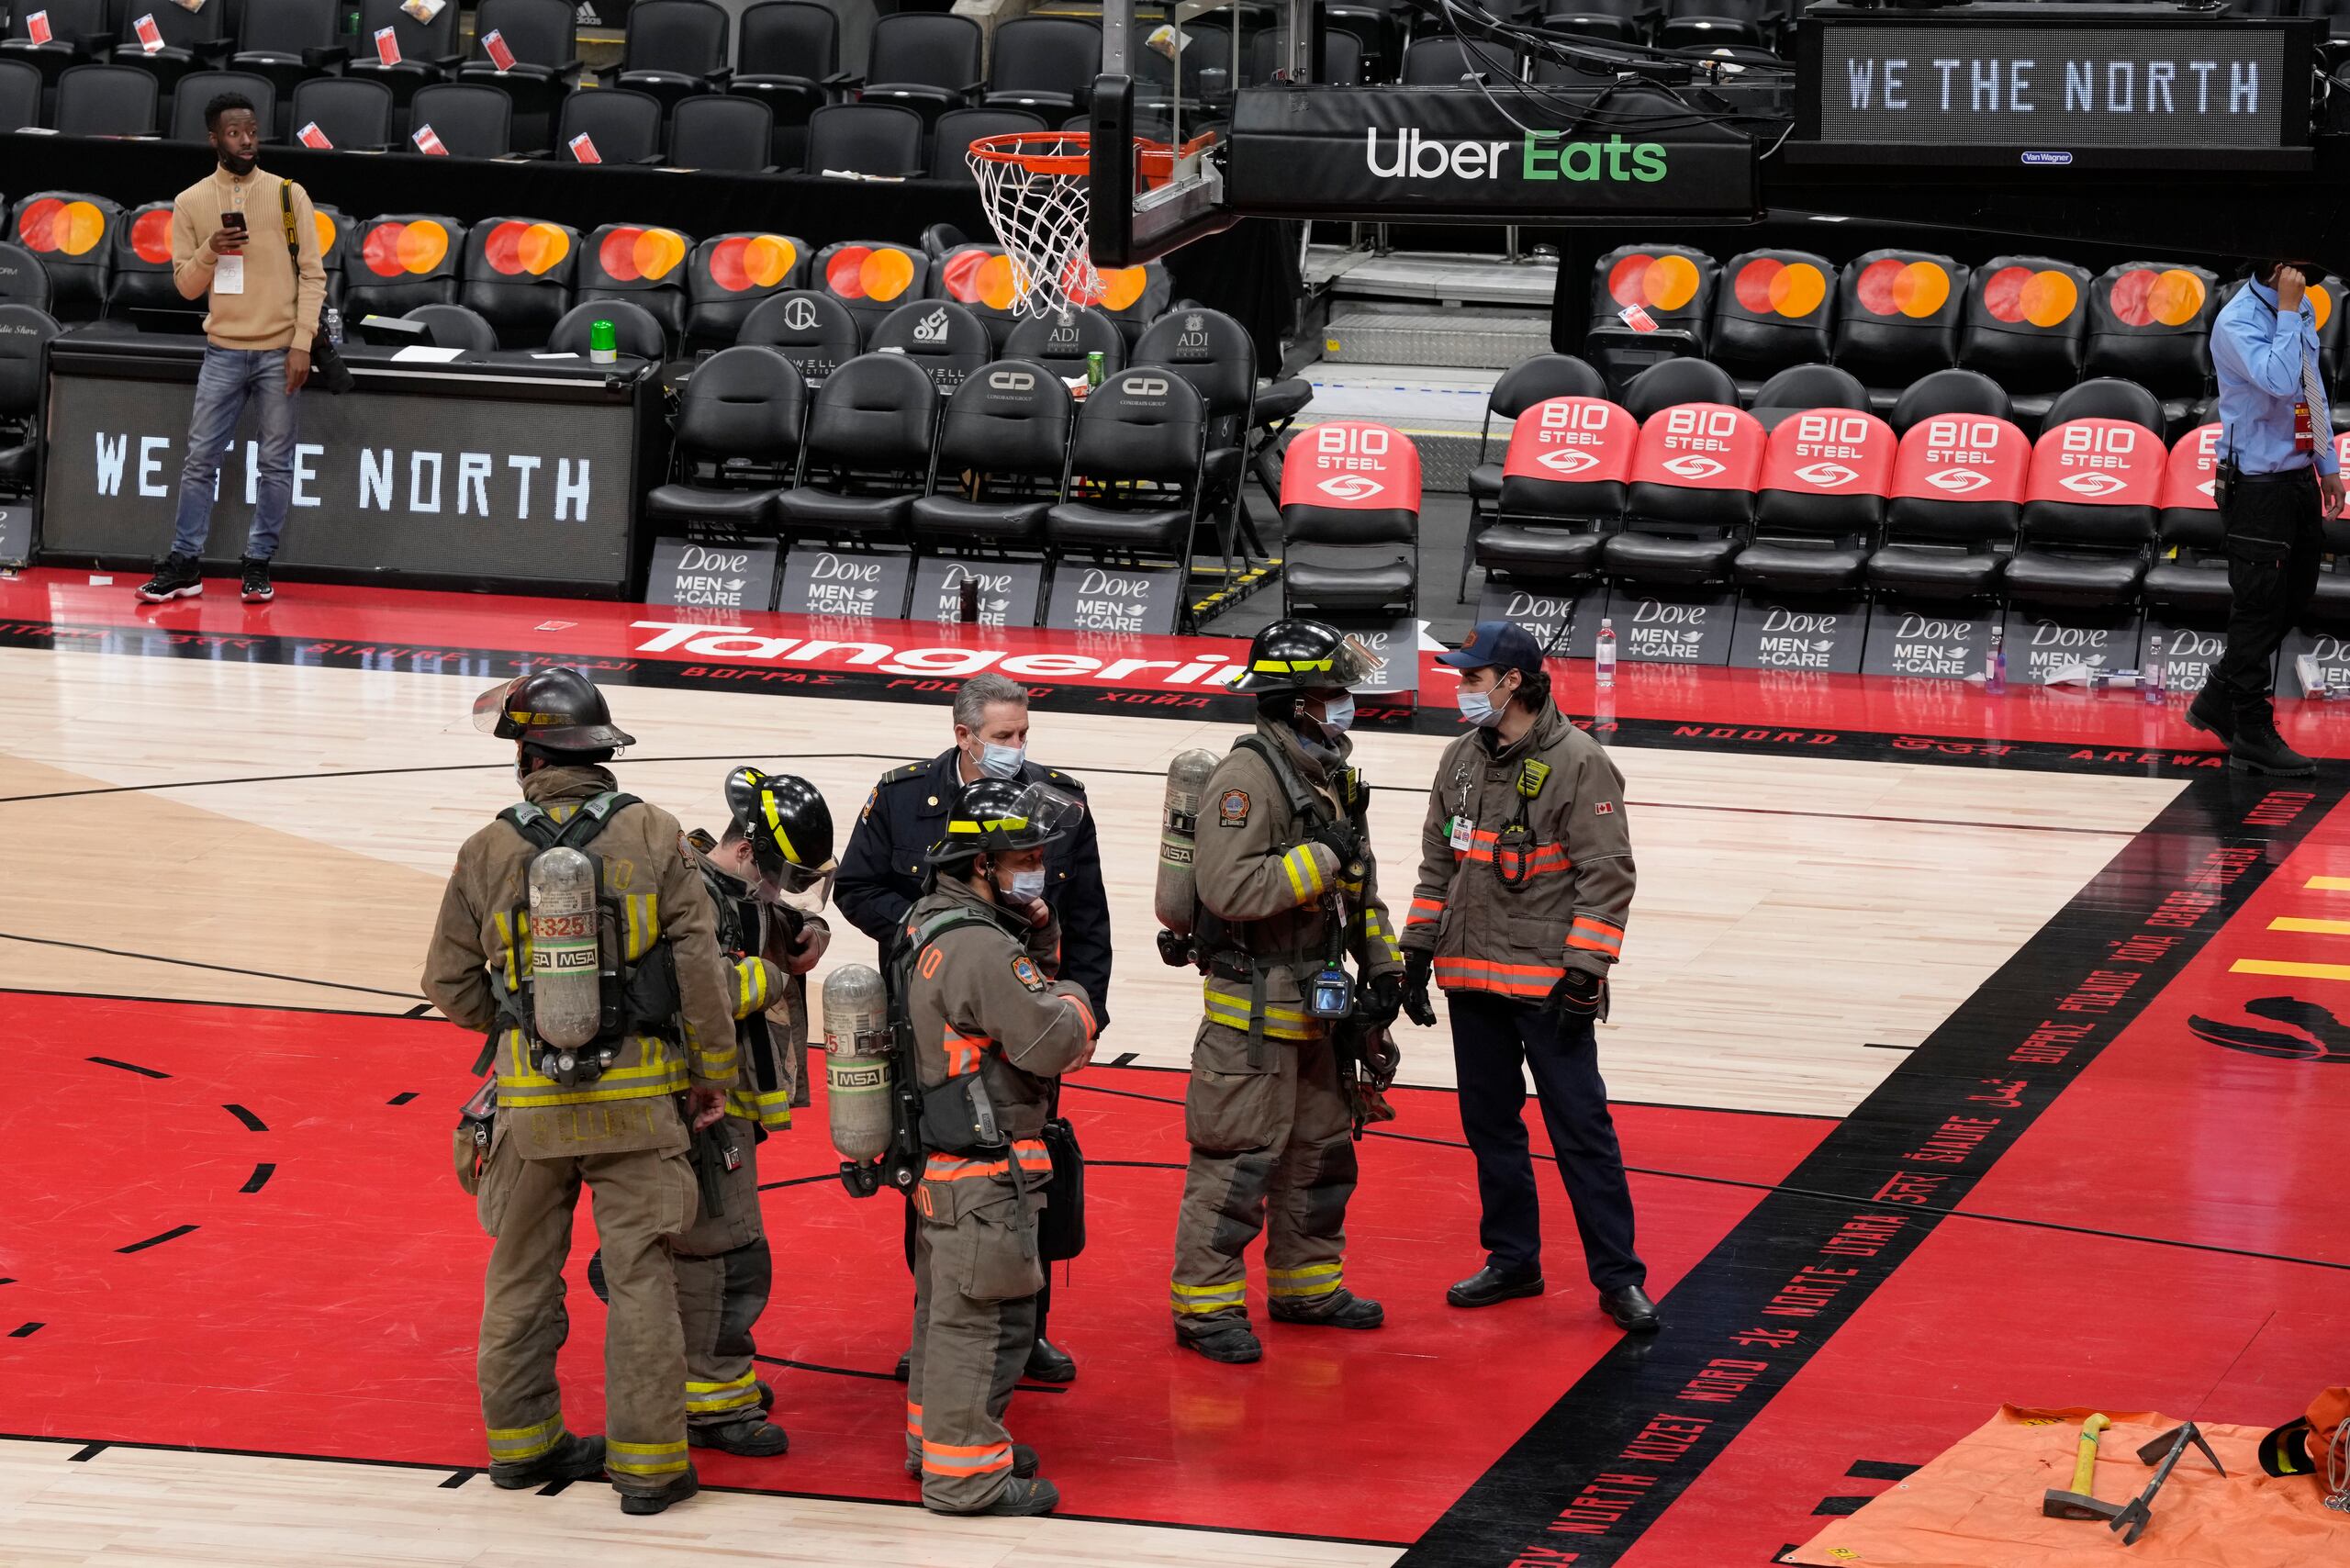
{"left": 1853, "top": 257, "right": 1953, "bottom": 319}
{"left": 1981, "top": 266, "right": 2079, "bottom": 328}
{"left": 2106, "top": 267, "right": 2206, "bottom": 328}
{"left": 17, "top": 198, "right": 106, "bottom": 257}
{"left": 1732, "top": 256, "right": 1827, "bottom": 319}
{"left": 596, "top": 226, "right": 686, "bottom": 284}
{"left": 361, "top": 218, "right": 451, "bottom": 277}
{"left": 705, "top": 234, "right": 798, "bottom": 293}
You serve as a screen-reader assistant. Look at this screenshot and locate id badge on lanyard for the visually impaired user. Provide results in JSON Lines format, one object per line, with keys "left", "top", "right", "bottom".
{"left": 2296, "top": 398, "right": 2316, "bottom": 454}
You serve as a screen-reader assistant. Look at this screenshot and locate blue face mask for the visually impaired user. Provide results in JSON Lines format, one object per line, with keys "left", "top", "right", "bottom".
{"left": 1457, "top": 678, "right": 1510, "bottom": 728}
{"left": 1319, "top": 694, "right": 1355, "bottom": 734}
{"left": 977, "top": 741, "right": 1024, "bottom": 779}
{"left": 999, "top": 866, "right": 1047, "bottom": 902}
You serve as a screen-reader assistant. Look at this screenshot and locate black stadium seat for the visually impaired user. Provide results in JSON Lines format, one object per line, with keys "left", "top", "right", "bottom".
{"left": 742, "top": 287, "right": 861, "bottom": 384}
{"left": 670, "top": 95, "right": 777, "bottom": 171}
{"left": 2084, "top": 261, "right": 2220, "bottom": 436}
{"left": 984, "top": 17, "right": 1099, "bottom": 116}
{"left": 1584, "top": 243, "right": 1718, "bottom": 393}
{"left": 1045, "top": 368, "right": 1210, "bottom": 607}
{"left": 9, "top": 191, "right": 120, "bottom": 316}
{"left": 609, "top": 0, "right": 730, "bottom": 115}
{"left": 1133, "top": 305, "right": 1263, "bottom": 565}
{"left": 911, "top": 357, "right": 1072, "bottom": 553}
{"left": 107, "top": 200, "right": 185, "bottom": 322}
{"left": 408, "top": 81, "right": 515, "bottom": 157}
{"left": 343, "top": 213, "right": 463, "bottom": 318}
{"left": 1279, "top": 420, "right": 1420, "bottom": 619}
{"left": 289, "top": 75, "right": 395, "bottom": 151}
{"left": 933, "top": 106, "right": 1046, "bottom": 182}
{"left": 557, "top": 86, "right": 664, "bottom": 162}
{"left": 0, "top": 58, "right": 39, "bottom": 132}
{"left": 1868, "top": 409, "right": 2031, "bottom": 603}
{"left": 1604, "top": 394, "right": 1766, "bottom": 588}
{"left": 868, "top": 297, "right": 990, "bottom": 394}
{"left": 805, "top": 100, "right": 925, "bottom": 176}
{"left": 778, "top": 350, "right": 938, "bottom": 544}
{"left": 576, "top": 222, "right": 692, "bottom": 351}
{"left": 169, "top": 72, "right": 276, "bottom": 145}
{"left": 2143, "top": 423, "right": 2229, "bottom": 619}
{"left": 1833, "top": 249, "right": 1969, "bottom": 410}
{"left": 685, "top": 231, "right": 808, "bottom": 352}
{"left": 4, "top": 0, "right": 106, "bottom": 95}
{"left": 860, "top": 13, "right": 982, "bottom": 127}
{"left": 811, "top": 238, "right": 929, "bottom": 342}
{"left": 2001, "top": 377, "right": 2166, "bottom": 609}
{"left": 1005, "top": 308, "right": 1125, "bottom": 383}
{"left": 231, "top": 0, "right": 344, "bottom": 117}
{"left": 108, "top": 0, "right": 225, "bottom": 97}
{"left": 0, "top": 240, "right": 56, "bottom": 313}
{"left": 456, "top": 0, "right": 581, "bottom": 151}
{"left": 645, "top": 343, "right": 807, "bottom": 533}
{"left": 1737, "top": 406, "right": 1897, "bottom": 596}
{"left": 730, "top": 0, "right": 841, "bottom": 168}
{"left": 1476, "top": 394, "right": 1636, "bottom": 587}
{"left": 0, "top": 302, "right": 61, "bottom": 504}
{"left": 1747, "top": 363, "right": 1866, "bottom": 431}
{"left": 1889, "top": 366, "right": 2011, "bottom": 434}
{"left": 55, "top": 63, "right": 157, "bottom": 136}
{"left": 1399, "top": 35, "right": 1515, "bottom": 85}
{"left": 350, "top": 0, "right": 463, "bottom": 116}
{"left": 550, "top": 297, "right": 666, "bottom": 360}
{"left": 1461, "top": 353, "right": 1608, "bottom": 593}
{"left": 459, "top": 216, "right": 579, "bottom": 346}
{"left": 1958, "top": 255, "right": 2090, "bottom": 433}
{"left": 1709, "top": 247, "right": 1834, "bottom": 397}
{"left": 403, "top": 302, "right": 500, "bottom": 351}
{"left": 1620, "top": 355, "right": 1738, "bottom": 421}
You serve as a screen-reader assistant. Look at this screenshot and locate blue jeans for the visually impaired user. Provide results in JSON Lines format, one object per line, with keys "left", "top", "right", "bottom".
{"left": 170, "top": 347, "right": 297, "bottom": 561}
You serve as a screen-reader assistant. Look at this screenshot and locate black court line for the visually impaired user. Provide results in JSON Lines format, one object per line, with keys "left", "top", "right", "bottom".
{"left": 1813, "top": 1496, "right": 1872, "bottom": 1517}
{"left": 751, "top": 1351, "right": 1070, "bottom": 1396}
{"left": 755, "top": 1172, "right": 842, "bottom": 1193}
{"left": 1109, "top": 1050, "right": 1139, "bottom": 1067}
{"left": 240, "top": 1162, "right": 274, "bottom": 1194}
{"left": 222, "top": 1103, "right": 268, "bottom": 1133}
{"left": 116, "top": 1225, "right": 199, "bottom": 1254}
{"left": 1846, "top": 1460, "right": 1919, "bottom": 1481}
{"left": 69, "top": 1443, "right": 106, "bottom": 1462}
{"left": 403, "top": 1003, "right": 434, "bottom": 1018}
{"left": 535, "top": 1478, "right": 574, "bottom": 1496}
{"left": 439, "top": 1470, "right": 475, "bottom": 1488}
{"left": 7, "top": 1322, "right": 39, "bottom": 1338}
{"left": 86, "top": 1055, "right": 169, "bottom": 1078}
{"left": 1397, "top": 768, "right": 2346, "bottom": 1568}
{"left": 388, "top": 1092, "right": 419, "bottom": 1105}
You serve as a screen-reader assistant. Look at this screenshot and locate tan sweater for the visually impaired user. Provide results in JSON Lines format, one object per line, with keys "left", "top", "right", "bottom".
{"left": 171, "top": 167, "right": 327, "bottom": 352}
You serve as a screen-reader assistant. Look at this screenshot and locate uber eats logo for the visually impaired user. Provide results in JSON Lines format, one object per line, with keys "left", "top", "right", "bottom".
{"left": 1363, "top": 128, "right": 1669, "bottom": 184}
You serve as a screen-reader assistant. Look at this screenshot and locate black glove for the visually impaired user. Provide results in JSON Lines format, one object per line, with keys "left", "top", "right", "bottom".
{"left": 1543, "top": 967, "right": 1603, "bottom": 1018}
{"left": 1402, "top": 949, "right": 1437, "bottom": 1027}
{"left": 1360, "top": 969, "right": 1403, "bottom": 1027}
{"left": 1309, "top": 819, "right": 1362, "bottom": 874}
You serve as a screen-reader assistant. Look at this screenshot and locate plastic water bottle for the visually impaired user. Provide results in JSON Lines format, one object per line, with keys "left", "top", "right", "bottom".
{"left": 1595, "top": 617, "right": 1617, "bottom": 688}
{"left": 324, "top": 305, "right": 343, "bottom": 347}
{"left": 1985, "top": 622, "right": 2008, "bottom": 695}
{"left": 2143, "top": 632, "right": 2166, "bottom": 705}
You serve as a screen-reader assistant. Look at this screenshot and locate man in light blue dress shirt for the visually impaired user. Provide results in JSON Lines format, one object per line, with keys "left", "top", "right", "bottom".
{"left": 2191, "top": 262, "right": 2346, "bottom": 777}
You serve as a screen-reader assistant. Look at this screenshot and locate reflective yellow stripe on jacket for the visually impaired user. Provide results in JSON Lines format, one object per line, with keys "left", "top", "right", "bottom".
{"left": 1202, "top": 978, "right": 1319, "bottom": 1041}
{"left": 490, "top": 890, "right": 695, "bottom": 1107}
{"left": 724, "top": 1084, "right": 794, "bottom": 1131}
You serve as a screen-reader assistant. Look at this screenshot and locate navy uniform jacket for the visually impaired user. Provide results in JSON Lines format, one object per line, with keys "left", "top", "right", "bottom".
{"left": 835, "top": 748, "right": 1113, "bottom": 1028}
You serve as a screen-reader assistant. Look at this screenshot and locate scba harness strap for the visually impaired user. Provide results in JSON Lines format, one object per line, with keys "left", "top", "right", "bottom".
{"left": 474, "top": 791, "right": 682, "bottom": 1081}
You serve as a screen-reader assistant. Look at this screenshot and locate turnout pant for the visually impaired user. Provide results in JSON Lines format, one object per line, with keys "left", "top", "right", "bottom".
{"left": 671, "top": 1114, "right": 771, "bottom": 1430}
{"left": 1449, "top": 991, "right": 1644, "bottom": 1291}
{"left": 905, "top": 1196, "right": 1056, "bottom": 1352}
{"left": 2213, "top": 467, "right": 2323, "bottom": 717}
{"left": 906, "top": 1186, "right": 1042, "bottom": 1513}
{"left": 476, "top": 1138, "right": 699, "bottom": 1495}
{"left": 1170, "top": 1021, "right": 1358, "bottom": 1335}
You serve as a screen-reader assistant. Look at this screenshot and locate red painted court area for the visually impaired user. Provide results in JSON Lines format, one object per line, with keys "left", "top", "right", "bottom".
{"left": 0, "top": 991, "right": 1826, "bottom": 1542}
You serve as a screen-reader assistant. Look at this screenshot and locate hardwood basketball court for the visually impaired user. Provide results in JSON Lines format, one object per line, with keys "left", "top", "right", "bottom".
{"left": 1, "top": 572, "right": 2343, "bottom": 1567}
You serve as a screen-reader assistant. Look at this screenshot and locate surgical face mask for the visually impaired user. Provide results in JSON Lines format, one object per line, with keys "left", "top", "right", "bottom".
{"left": 1318, "top": 694, "right": 1355, "bottom": 734}
{"left": 997, "top": 865, "right": 1047, "bottom": 902}
{"left": 1457, "top": 679, "right": 1509, "bottom": 728}
{"left": 972, "top": 739, "right": 1024, "bottom": 779}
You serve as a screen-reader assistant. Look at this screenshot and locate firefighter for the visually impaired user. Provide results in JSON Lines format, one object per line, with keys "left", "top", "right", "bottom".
{"left": 1169, "top": 619, "right": 1404, "bottom": 1365}
{"left": 422, "top": 667, "right": 740, "bottom": 1515}
{"left": 901, "top": 777, "right": 1099, "bottom": 1516}
{"left": 1396, "top": 622, "right": 1658, "bottom": 1334}
{"left": 837, "top": 670, "right": 1106, "bottom": 1383}
{"left": 666, "top": 767, "right": 835, "bottom": 1455}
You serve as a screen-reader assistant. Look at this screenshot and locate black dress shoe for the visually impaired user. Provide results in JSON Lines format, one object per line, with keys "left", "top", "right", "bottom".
{"left": 618, "top": 1467, "right": 699, "bottom": 1516}
{"left": 1599, "top": 1284, "right": 1662, "bottom": 1334}
{"left": 1448, "top": 1265, "right": 1545, "bottom": 1309}
{"left": 1024, "top": 1335, "right": 1077, "bottom": 1383}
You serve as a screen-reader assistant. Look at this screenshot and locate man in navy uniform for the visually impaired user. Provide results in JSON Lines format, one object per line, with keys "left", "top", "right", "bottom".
{"left": 837, "top": 671, "right": 1111, "bottom": 1382}
{"left": 2193, "top": 258, "right": 2348, "bottom": 778}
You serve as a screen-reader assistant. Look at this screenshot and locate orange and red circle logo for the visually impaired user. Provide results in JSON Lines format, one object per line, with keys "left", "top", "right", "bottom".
{"left": 705, "top": 233, "right": 798, "bottom": 293}
{"left": 597, "top": 225, "right": 686, "bottom": 284}
{"left": 822, "top": 244, "right": 916, "bottom": 303}
{"left": 1732, "top": 256, "right": 1826, "bottom": 319}
{"left": 482, "top": 220, "right": 571, "bottom": 276}
{"left": 1981, "top": 266, "right": 2079, "bottom": 329}
{"left": 361, "top": 218, "right": 451, "bottom": 277}
{"left": 1854, "top": 257, "right": 1953, "bottom": 319}
{"left": 130, "top": 207, "right": 173, "bottom": 265}
{"left": 18, "top": 197, "right": 106, "bottom": 257}
{"left": 1607, "top": 252, "right": 1701, "bottom": 312}
{"left": 313, "top": 210, "right": 339, "bottom": 259}
{"left": 2107, "top": 268, "right": 2206, "bottom": 328}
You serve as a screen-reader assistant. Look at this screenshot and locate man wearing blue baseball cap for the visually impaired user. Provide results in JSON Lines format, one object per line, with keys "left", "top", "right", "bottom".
{"left": 1393, "top": 622, "right": 1657, "bottom": 1333}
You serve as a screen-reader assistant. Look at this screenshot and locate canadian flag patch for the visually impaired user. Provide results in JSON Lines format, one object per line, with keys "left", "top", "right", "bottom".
{"left": 1595, "top": 801, "right": 1615, "bottom": 814}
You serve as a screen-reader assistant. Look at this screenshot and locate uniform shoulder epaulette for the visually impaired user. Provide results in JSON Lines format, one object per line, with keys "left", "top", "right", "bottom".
{"left": 878, "top": 761, "right": 930, "bottom": 787}
{"left": 1040, "top": 767, "right": 1086, "bottom": 793}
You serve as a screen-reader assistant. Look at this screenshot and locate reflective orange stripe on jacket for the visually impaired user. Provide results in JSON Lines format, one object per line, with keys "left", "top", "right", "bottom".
{"left": 1457, "top": 828, "right": 1572, "bottom": 877}
{"left": 923, "top": 1138, "right": 1052, "bottom": 1182}
{"left": 943, "top": 1029, "right": 988, "bottom": 1078}
{"left": 921, "top": 1439, "right": 1013, "bottom": 1478}
{"left": 1435, "top": 955, "right": 1563, "bottom": 998}
{"left": 1569, "top": 915, "right": 1625, "bottom": 956}
{"left": 1406, "top": 895, "right": 1446, "bottom": 928}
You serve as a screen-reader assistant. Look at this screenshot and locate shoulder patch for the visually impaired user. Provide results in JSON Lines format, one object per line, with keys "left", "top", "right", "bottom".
{"left": 1218, "top": 788, "right": 1251, "bottom": 828}
{"left": 1011, "top": 955, "right": 1047, "bottom": 991}
{"left": 1595, "top": 801, "right": 1614, "bottom": 815}
{"left": 677, "top": 831, "right": 697, "bottom": 862}
{"left": 860, "top": 785, "right": 878, "bottom": 823}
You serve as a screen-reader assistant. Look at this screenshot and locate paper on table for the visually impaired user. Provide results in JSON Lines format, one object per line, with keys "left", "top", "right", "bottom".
{"left": 391, "top": 345, "right": 466, "bottom": 363}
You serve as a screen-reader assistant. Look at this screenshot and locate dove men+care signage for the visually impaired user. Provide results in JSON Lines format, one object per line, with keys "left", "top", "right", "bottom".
{"left": 1223, "top": 85, "right": 1759, "bottom": 221}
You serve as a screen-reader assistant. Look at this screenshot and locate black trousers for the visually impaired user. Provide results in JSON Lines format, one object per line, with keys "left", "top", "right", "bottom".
{"left": 2212, "top": 467, "right": 2323, "bottom": 716}
{"left": 1449, "top": 991, "right": 1644, "bottom": 1291}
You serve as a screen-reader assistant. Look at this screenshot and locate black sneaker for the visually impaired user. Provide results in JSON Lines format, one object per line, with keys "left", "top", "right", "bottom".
{"left": 136, "top": 554, "right": 202, "bottom": 603}
{"left": 239, "top": 556, "right": 274, "bottom": 604}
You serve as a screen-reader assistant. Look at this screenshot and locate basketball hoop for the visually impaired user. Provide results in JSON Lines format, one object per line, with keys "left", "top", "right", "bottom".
{"left": 968, "top": 130, "right": 1206, "bottom": 319}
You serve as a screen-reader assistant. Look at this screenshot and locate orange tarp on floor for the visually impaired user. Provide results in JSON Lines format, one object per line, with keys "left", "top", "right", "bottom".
{"left": 1788, "top": 1406, "right": 2346, "bottom": 1568}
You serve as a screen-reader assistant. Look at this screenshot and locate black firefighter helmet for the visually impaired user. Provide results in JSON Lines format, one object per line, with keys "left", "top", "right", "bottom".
{"left": 1227, "top": 618, "right": 1385, "bottom": 697}
{"left": 472, "top": 666, "right": 636, "bottom": 752}
{"left": 926, "top": 778, "right": 1085, "bottom": 868}
{"left": 724, "top": 766, "right": 836, "bottom": 893}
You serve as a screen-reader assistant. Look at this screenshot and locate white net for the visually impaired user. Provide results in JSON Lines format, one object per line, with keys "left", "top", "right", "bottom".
{"left": 968, "top": 133, "right": 1102, "bottom": 321}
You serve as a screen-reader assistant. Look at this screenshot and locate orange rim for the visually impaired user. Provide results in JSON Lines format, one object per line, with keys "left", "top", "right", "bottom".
{"left": 967, "top": 130, "right": 1214, "bottom": 191}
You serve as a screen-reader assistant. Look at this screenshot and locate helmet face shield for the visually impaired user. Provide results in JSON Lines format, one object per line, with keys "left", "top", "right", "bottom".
{"left": 724, "top": 766, "right": 837, "bottom": 902}
{"left": 930, "top": 778, "right": 1086, "bottom": 865}
{"left": 472, "top": 668, "right": 635, "bottom": 750}
{"left": 473, "top": 677, "right": 523, "bottom": 735}
{"left": 999, "top": 780, "right": 1084, "bottom": 852}
{"left": 1326, "top": 633, "right": 1387, "bottom": 691}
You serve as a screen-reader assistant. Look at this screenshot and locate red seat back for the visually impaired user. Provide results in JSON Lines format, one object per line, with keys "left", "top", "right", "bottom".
{"left": 1890, "top": 412, "right": 2031, "bottom": 504}
{"left": 1280, "top": 420, "right": 1422, "bottom": 522}
{"left": 1759, "top": 409, "right": 1896, "bottom": 498}
{"left": 2025, "top": 418, "right": 2164, "bottom": 508}
{"left": 2160, "top": 423, "right": 2221, "bottom": 513}
{"left": 1629, "top": 402, "right": 1765, "bottom": 491}
{"left": 1500, "top": 396, "right": 1637, "bottom": 485}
